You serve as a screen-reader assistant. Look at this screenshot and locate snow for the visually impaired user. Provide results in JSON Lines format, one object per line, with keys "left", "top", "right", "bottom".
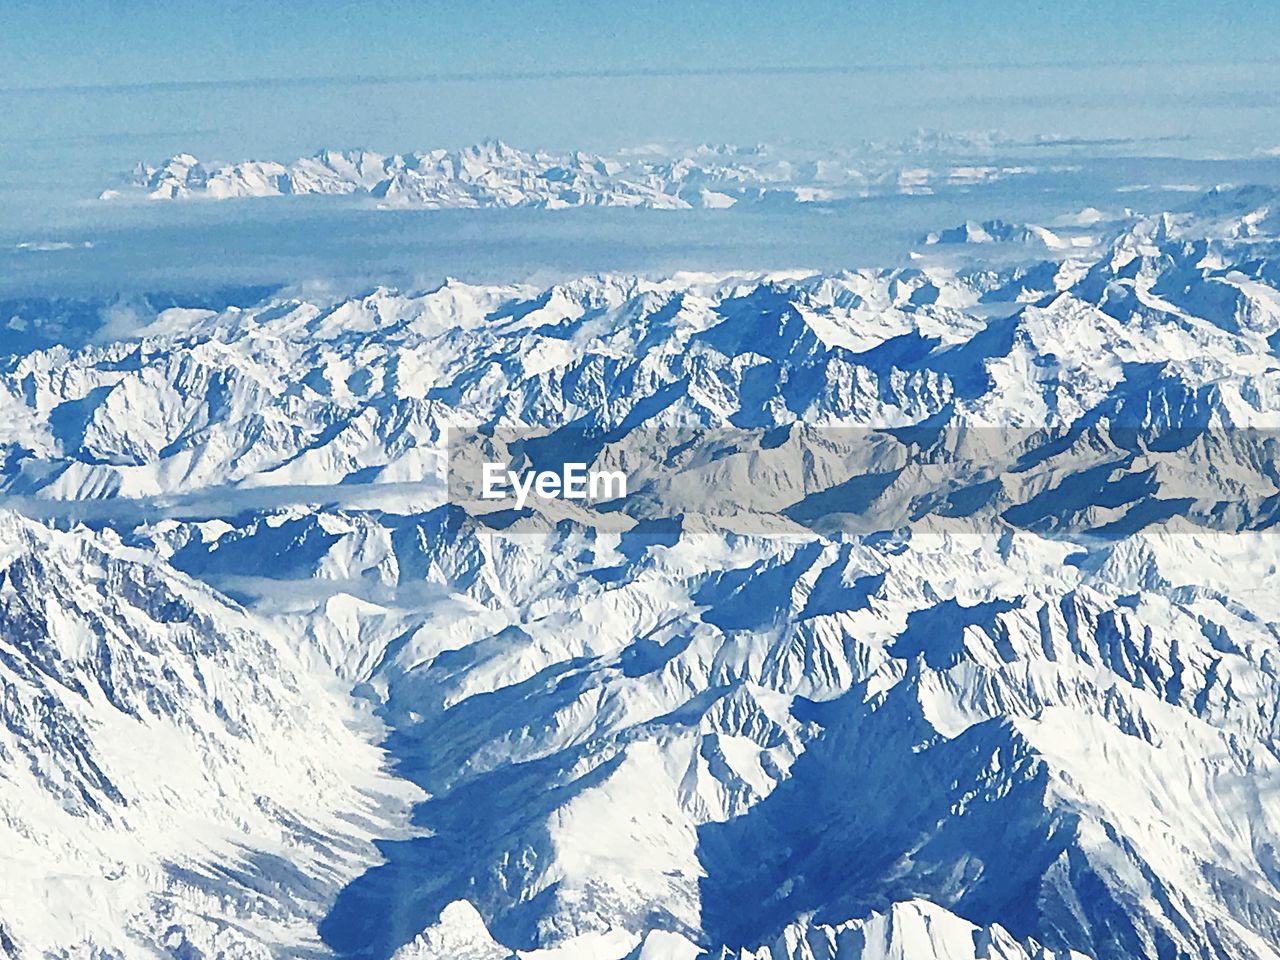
{"left": 390, "top": 901, "right": 513, "bottom": 959}
{"left": 8, "top": 176, "right": 1280, "bottom": 960}
{"left": 106, "top": 140, "right": 1046, "bottom": 210}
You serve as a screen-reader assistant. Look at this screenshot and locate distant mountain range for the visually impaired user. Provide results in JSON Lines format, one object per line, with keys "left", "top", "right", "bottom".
{"left": 102, "top": 138, "right": 1061, "bottom": 208}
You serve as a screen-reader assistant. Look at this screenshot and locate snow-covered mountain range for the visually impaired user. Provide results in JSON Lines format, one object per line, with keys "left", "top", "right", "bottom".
{"left": 103, "top": 138, "right": 1056, "bottom": 208}
{"left": 9, "top": 180, "right": 1280, "bottom": 959}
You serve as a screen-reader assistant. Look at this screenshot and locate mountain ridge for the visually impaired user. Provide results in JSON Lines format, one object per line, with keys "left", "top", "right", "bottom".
{"left": 7, "top": 185, "right": 1280, "bottom": 958}
{"left": 102, "top": 140, "right": 1057, "bottom": 208}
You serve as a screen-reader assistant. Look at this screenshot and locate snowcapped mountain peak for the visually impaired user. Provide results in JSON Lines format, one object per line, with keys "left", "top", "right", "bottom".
{"left": 719, "top": 900, "right": 1094, "bottom": 960}
{"left": 28, "top": 121, "right": 1280, "bottom": 960}
{"left": 0, "top": 509, "right": 416, "bottom": 957}
{"left": 389, "top": 901, "right": 512, "bottom": 960}
{"left": 105, "top": 137, "right": 1057, "bottom": 209}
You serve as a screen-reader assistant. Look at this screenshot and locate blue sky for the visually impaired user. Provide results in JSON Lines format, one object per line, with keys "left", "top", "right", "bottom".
{"left": 2, "top": 0, "right": 1280, "bottom": 228}
{"left": 2, "top": 1, "right": 1280, "bottom": 299}
{"left": 2, "top": 0, "right": 1276, "bottom": 91}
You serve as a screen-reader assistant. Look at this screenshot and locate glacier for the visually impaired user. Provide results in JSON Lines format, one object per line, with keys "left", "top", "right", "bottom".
{"left": 8, "top": 165, "right": 1280, "bottom": 960}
